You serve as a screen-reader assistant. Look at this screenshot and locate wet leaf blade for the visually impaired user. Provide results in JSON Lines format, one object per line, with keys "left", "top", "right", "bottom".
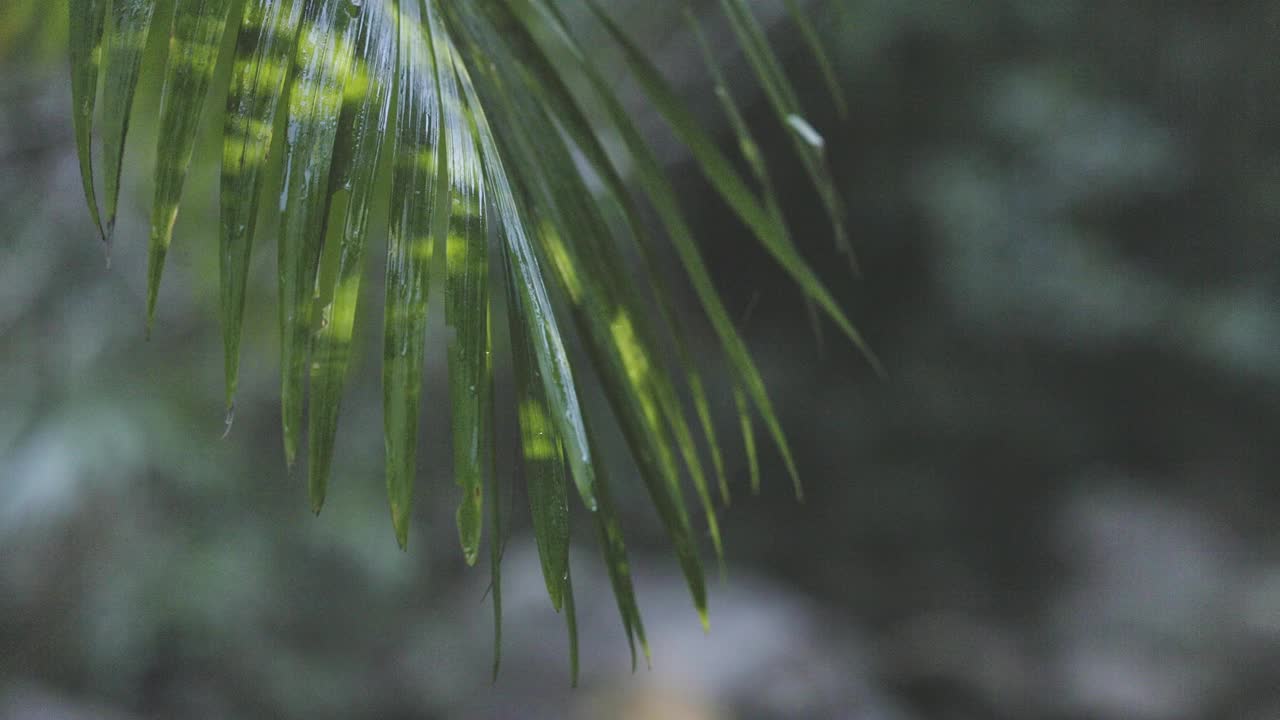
{"left": 276, "top": 0, "right": 357, "bottom": 468}
{"left": 506, "top": 261, "right": 570, "bottom": 611}
{"left": 445, "top": 3, "right": 599, "bottom": 514}
{"left": 498, "top": 0, "right": 727, "bottom": 561}
{"left": 500, "top": 13, "right": 731, "bottom": 509}
{"left": 147, "top": 0, "right": 237, "bottom": 329}
{"left": 383, "top": 0, "right": 442, "bottom": 548}
{"left": 578, "top": 2, "right": 802, "bottom": 498}
{"left": 220, "top": 0, "right": 305, "bottom": 412}
{"left": 427, "top": 2, "right": 491, "bottom": 566}
{"left": 100, "top": 0, "right": 158, "bottom": 239}
{"left": 68, "top": 0, "right": 108, "bottom": 242}
{"left": 308, "top": 0, "right": 398, "bottom": 511}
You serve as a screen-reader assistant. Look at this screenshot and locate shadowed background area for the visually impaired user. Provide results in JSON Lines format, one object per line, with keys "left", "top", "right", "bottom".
{"left": 3, "top": 1, "right": 1279, "bottom": 718}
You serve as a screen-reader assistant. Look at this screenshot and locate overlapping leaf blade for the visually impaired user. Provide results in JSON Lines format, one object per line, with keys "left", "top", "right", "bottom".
{"left": 444, "top": 2, "right": 600, "bottom": 516}
{"left": 424, "top": 1, "right": 492, "bottom": 566}
{"left": 589, "top": 2, "right": 880, "bottom": 376}
{"left": 507, "top": 263, "right": 571, "bottom": 611}
{"left": 383, "top": 0, "right": 443, "bottom": 548}
{"left": 308, "top": 0, "right": 397, "bottom": 510}
{"left": 470, "top": 2, "right": 725, "bottom": 561}
{"left": 552, "top": 2, "right": 801, "bottom": 499}
{"left": 500, "top": 0, "right": 732, "bottom": 510}
{"left": 453, "top": 1, "right": 714, "bottom": 617}
{"left": 277, "top": 0, "right": 358, "bottom": 468}
{"left": 100, "top": 0, "right": 157, "bottom": 242}
{"left": 221, "top": 0, "right": 305, "bottom": 412}
{"left": 146, "top": 0, "right": 237, "bottom": 329}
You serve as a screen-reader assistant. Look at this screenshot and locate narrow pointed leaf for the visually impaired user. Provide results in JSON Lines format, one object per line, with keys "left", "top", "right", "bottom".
{"left": 689, "top": 10, "right": 839, "bottom": 363}
{"left": 429, "top": 9, "right": 491, "bottom": 566}
{"left": 147, "top": 0, "right": 237, "bottom": 330}
{"left": 308, "top": 0, "right": 397, "bottom": 511}
{"left": 460, "top": 4, "right": 727, "bottom": 569}
{"left": 563, "top": 565, "right": 580, "bottom": 687}
{"left": 783, "top": 0, "right": 849, "bottom": 118}
{"left": 733, "top": 385, "right": 760, "bottom": 495}
{"left": 100, "top": 0, "right": 157, "bottom": 240}
{"left": 503, "top": 0, "right": 735, "bottom": 519}
{"left": 487, "top": 386, "right": 504, "bottom": 680}
{"left": 718, "top": 0, "right": 855, "bottom": 270}
{"left": 383, "top": 0, "right": 444, "bottom": 548}
{"left": 221, "top": 0, "right": 305, "bottom": 412}
{"left": 592, "top": 3, "right": 881, "bottom": 376}
{"left": 507, "top": 263, "right": 570, "bottom": 611}
{"left": 689, "top": 372, "right": 730, "bottom": 506}
{"left": 277, "top": 0, "right": 358, "bottom": 468}
{"left": 445, "top": 6, "right": 599, "bottom": 514}
{"left": 572, "top": 2, "right": 804, "bottom": 499}
{"left": 68, "top": 0, "right": 108, "bottom": 243}
{"left": 587, "top": 430, "right": 649, "bottom": 669}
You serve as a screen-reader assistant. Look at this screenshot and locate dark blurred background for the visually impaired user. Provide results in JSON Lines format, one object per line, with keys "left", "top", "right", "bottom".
{"left": 3, "top": 1, "right": 1279, "bottom": 718}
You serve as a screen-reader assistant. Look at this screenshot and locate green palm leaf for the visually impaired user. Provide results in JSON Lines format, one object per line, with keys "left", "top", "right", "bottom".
{"left": 147, "top": 0, "right": 236, "bottom": 330}
{"left": 100, "top": 0, "right": 156, "bottom": 243}
{"left": 65, "top": 0, "right": 869, "bottom": 674}
{"left": 68, "top": 0, "right": 108, "bottom": 244}
{"left": 307, "top": 0, "right": 397, "bottom": 512}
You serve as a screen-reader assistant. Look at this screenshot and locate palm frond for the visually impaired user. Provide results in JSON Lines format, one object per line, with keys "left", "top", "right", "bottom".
{"left": 66, "top": 0, "right": 868, "bottom": 674}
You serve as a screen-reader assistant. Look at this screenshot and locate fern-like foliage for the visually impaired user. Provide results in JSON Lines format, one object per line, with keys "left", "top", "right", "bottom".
{"left": 68, "top": 0, "right": 871, "bottom": 679}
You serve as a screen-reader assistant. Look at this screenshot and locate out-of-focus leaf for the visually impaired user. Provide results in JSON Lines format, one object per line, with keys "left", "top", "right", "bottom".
{"left": 719, "top": 0, "right": 855, "bottom": 271}
{"left": 429, "top": 6, "right": 492, "bottom": 566}
{"left": 733, "top": 386, "right": 760, "bottom": 495}
{"left": 277, "top": 0, "right": 358, "bottom": 468}
{"left": 570, "top": 3, "right": 802, "bottom": 500}
{"left": 563, "top": 565, "right": 579, "bottom": 687}
{"left": 308, "top": 0, "right": 397, "bottom": 511}
{"left": 221, "top": 0, "right": 305, "bottom": 414}
{"left": 383, "top": 0, "right": 444, "bottom": 548}
{"left": 68, "top": 0, "right": 108, "bottom": 244}
{"left": 100, "top": 0, "right": 157, "bottom": 242}
{"left": 783, "top": 0, "right": 849, "bottom": 119}
{"left": 688, "top": 9, "right": 826, "bottom": 362}
{"left": 146, "top": 0, "right": 237, "bottom": 330}
{"left": 587, "top": 430, "right": 649, "bottom": 669}
{"left": 591, "top": 3, "right": 881, "bottom": 379}
{"left": 487, "top": 395, "right": 503, "bottom": 681}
